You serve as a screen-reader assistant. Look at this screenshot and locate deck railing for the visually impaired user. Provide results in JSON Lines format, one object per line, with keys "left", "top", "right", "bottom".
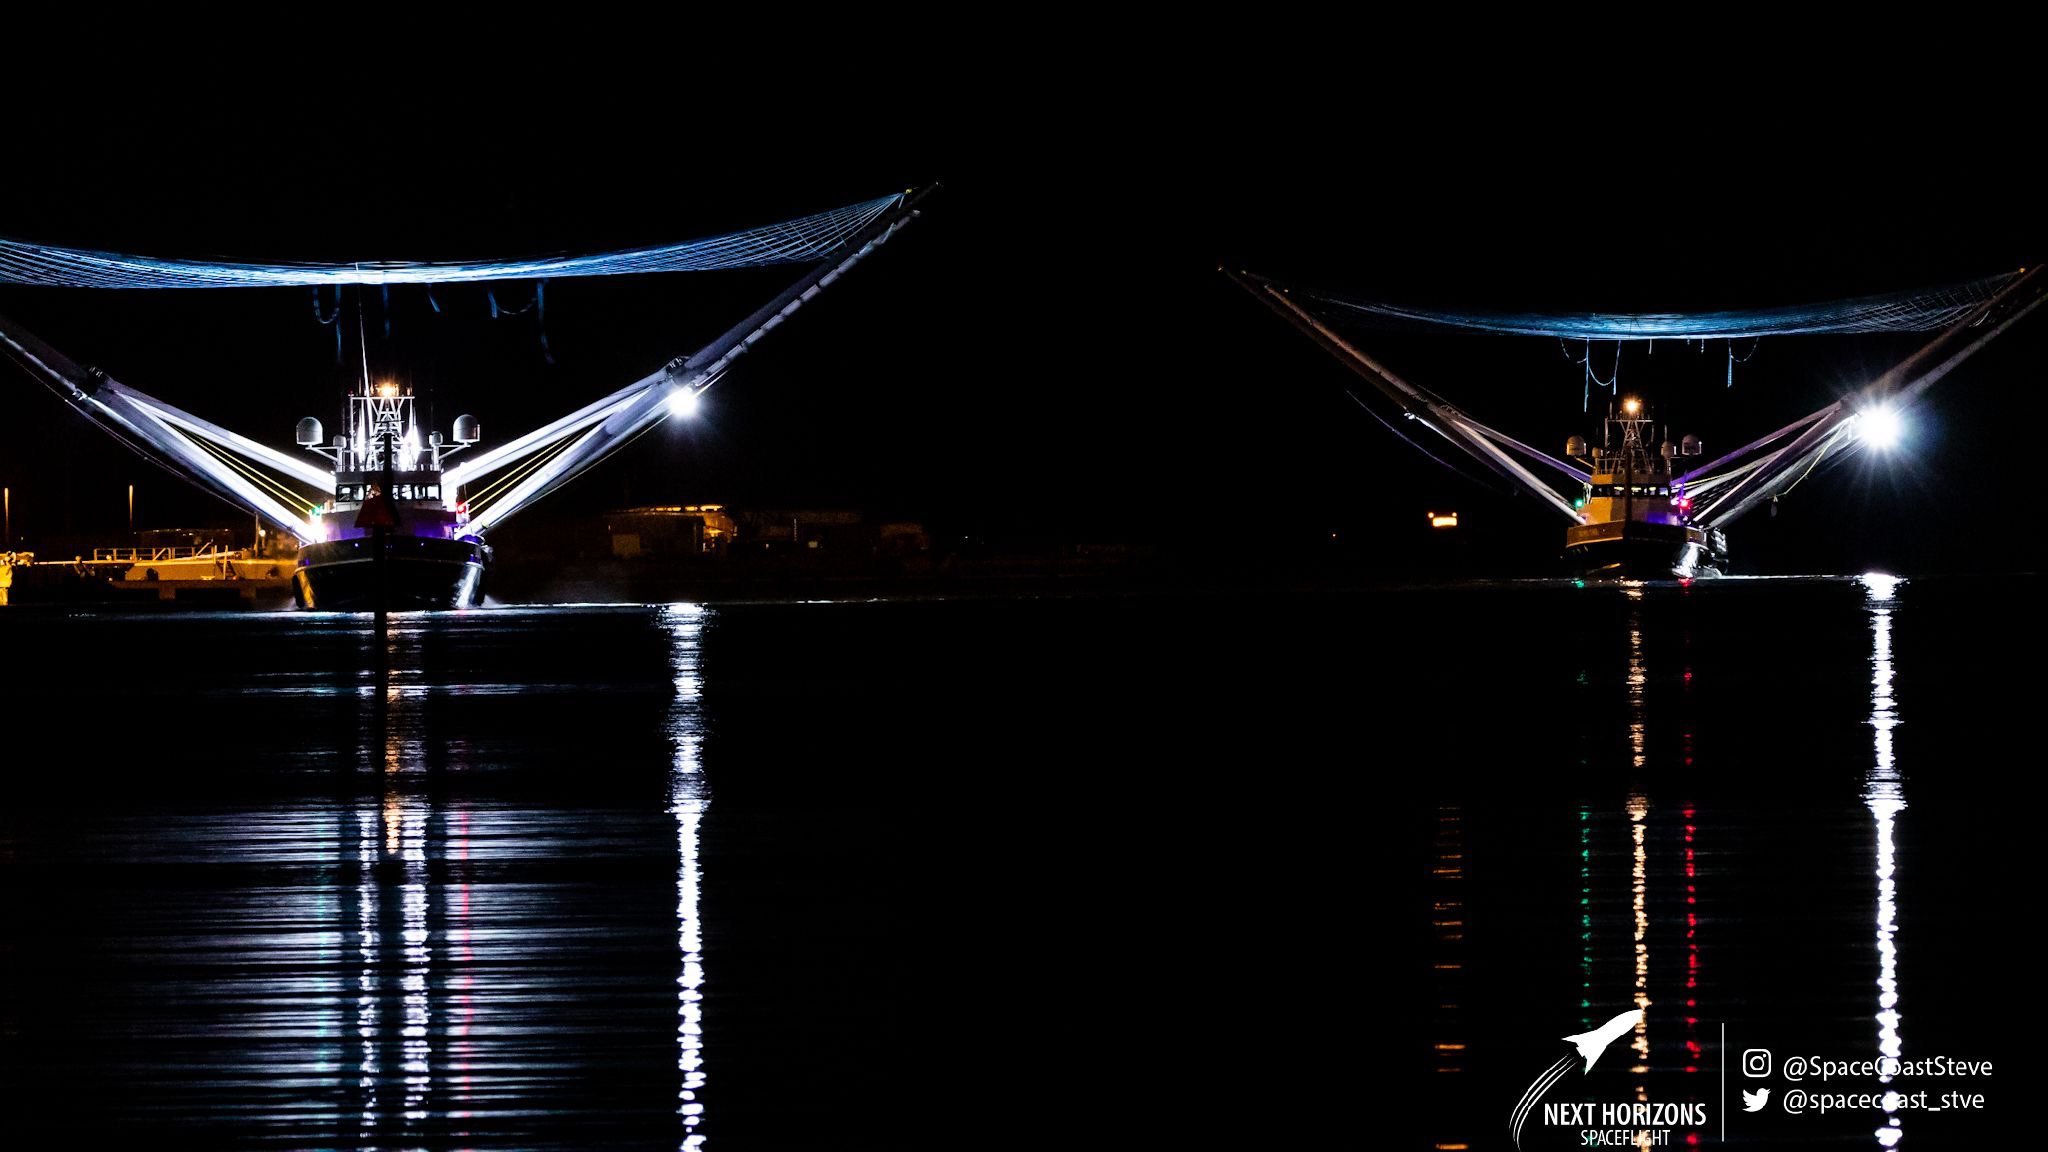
{"left": 90, "top": 544, "right": 235, "bottom": 562}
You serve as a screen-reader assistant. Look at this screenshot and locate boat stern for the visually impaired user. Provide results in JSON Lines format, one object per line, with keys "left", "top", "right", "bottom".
{"left": 293, "top": 534, "right": 491, "bottom": 610}
{"left": 1564, "top": 520, "right": 1727, "bottom": 580}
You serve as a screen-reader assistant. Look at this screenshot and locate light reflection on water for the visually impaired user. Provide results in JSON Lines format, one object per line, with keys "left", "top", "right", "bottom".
{"left": 1624, "top": 588, "right": 1652, "bottom": 1130}
{"left": 74, "top": 608, "right": 723, "bottom": 1149}
{"left": 666, "top": 603, "right": 710, "bottom": 1151}
{"left": 1473, "top": 577, "right": 1929, "bottom": 1149}
{"left": 1429, "top": 803, "right": 1467, "bottom": 1149}
{"left": 1861, "top": 574, "right": 1904, "bottom": 1149}
{"left": 1, "top": 582, "right": 2000, "bottom": 1148}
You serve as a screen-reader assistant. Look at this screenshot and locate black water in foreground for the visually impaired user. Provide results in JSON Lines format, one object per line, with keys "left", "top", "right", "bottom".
{"left": 0, "top": 578, "right": 2028, "bottom": 1149}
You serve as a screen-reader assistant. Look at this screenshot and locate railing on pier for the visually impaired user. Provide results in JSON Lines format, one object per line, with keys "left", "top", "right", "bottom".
{"left": 90, "top": 544, "right": 235, "bottom": 563}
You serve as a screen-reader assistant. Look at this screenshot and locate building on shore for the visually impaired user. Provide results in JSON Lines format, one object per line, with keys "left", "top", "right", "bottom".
{"left": 604, "top": 505, "right": 739, "bottom": 559}
{"left": 604, "top": 505, "right": 928, "bottom": 562}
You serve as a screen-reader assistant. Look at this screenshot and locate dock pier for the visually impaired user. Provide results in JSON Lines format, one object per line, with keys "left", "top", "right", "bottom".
{"left": 1, "top": 545, "right": 293, "bottom": 608}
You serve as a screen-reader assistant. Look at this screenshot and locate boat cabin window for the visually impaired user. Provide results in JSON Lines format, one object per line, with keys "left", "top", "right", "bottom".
{"left": 334, "top": 483, "right": 440, "bottom": 502}
{"left": 1589, "top": 484, "right": 1670, "bottom": 498}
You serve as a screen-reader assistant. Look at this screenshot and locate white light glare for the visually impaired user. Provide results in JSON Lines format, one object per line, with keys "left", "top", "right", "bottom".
{"left": 1858, "top": 406, "right": 1904, "bottom": 449}
{"left": 668, "top": 388, "right": 702, "bottom": 419}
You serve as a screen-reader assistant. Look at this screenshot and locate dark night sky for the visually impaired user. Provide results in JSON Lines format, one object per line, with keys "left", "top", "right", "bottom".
{"left": 2, "top": 79, "right": 2041, "bottom": 574}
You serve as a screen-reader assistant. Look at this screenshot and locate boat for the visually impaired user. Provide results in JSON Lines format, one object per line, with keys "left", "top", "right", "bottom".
{"left": 1226, "top": 265, "right": 2048, "bottom": 582}
{"left": 291, "top": 381, "right": 489, "bottom": 610}
{"left": 1, "top": 188, "right": 933, "bottom": 612}
{"left": 1562, "top": 397, "right": 1728, "bottom": 579}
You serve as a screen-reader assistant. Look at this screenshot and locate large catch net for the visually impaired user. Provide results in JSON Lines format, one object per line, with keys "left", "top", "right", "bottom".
{"left": 0, "top": 194, "right": 904, "bottom": 288}
{"left": 1275, "top": 271, "right": 2023, "bottom": 339}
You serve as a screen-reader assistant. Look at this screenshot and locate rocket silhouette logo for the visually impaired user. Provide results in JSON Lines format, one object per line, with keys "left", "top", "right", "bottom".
{"left": 1563, "top": 1009, "right": 1642, "bottom": 1072}
{"left": 1509, "top": 1007, "right": 1644, "bottom": 1151}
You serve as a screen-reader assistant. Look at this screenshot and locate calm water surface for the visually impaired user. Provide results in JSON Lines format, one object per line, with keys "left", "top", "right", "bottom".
{"left": 0, "top": 578, "right": 2027, "bottom": 1148}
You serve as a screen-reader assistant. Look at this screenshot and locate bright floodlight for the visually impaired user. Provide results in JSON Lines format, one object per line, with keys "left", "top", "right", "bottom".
{"left": 1858, "top": 406, "right": 1904, "bottom": 449}
{"left": 667, "top": 388, "right": 701, "bottom": 419}
{"left": 1621, "top": 396, "right": 1642, "bottom": 416}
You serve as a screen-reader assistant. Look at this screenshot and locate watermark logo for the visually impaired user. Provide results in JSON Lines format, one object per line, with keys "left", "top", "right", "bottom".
{"left": 1509, "top": 1008, "right": 1642, "bottom": 1150}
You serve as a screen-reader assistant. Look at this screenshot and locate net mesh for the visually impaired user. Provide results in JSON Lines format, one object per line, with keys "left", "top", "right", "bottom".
{"left": 0, "top": 193, "right": 903, "bottom": 288}
{"left": 1283, "top": 271, "right": 2022, "bottom": 339}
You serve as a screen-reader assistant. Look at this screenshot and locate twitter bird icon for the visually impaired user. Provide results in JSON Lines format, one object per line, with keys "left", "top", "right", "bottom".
{"left": 1742, "top": 1087, "right": 1771, "bottom": 1112}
